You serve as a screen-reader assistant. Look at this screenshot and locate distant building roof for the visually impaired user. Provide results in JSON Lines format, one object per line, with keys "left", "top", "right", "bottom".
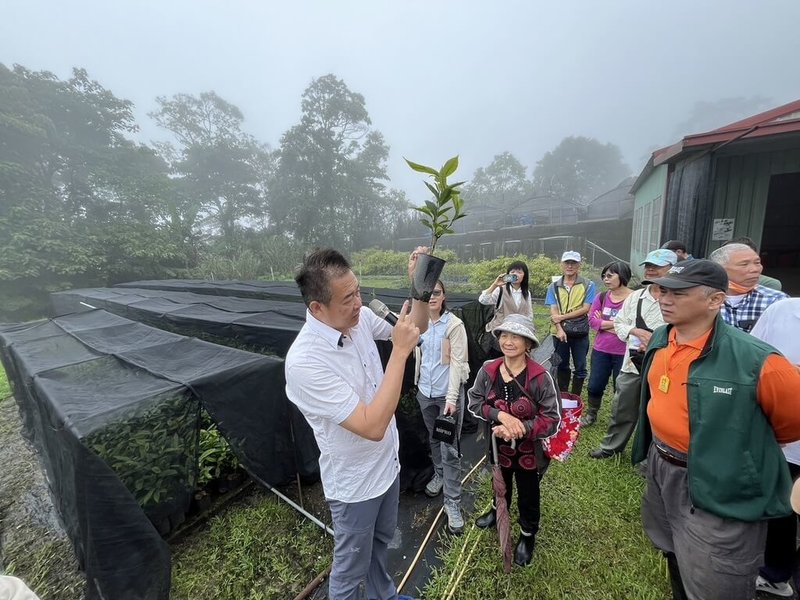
{"left": 631, "top": 99, "right": 800, "bottom": 193}
{"left": 586, "top": 176, "right": 635, "bottom": 206}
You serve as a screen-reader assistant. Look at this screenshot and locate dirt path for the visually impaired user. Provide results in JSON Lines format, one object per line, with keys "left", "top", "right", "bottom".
{"left": 0, "top": 396, "right": 85, "bottom": 598}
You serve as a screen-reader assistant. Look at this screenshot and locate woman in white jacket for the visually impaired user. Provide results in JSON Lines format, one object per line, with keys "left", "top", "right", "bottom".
{"left": 415, "top": 279, "right": 470, "bottom": 534}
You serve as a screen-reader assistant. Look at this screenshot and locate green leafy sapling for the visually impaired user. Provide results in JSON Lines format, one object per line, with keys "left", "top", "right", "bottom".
{"left": 405, "top": 155, "right": 467, "bottom": 254}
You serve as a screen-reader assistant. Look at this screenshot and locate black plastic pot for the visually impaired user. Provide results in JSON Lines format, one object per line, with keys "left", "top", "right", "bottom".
{"left": 411, "top": 253, "right": 446, "bottom": 302}
{"left": 192, "top": 490, "right": 212, "bottom": 513}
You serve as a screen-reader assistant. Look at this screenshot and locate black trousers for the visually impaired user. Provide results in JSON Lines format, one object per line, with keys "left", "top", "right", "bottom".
{"left": 760, "top": 461, "right": 800, "bottom": 583}
{"left": 501, "top": 466, "right": 541, "bottom": 535}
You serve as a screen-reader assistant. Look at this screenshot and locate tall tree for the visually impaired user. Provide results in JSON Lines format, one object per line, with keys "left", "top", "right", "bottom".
{"left": 150, "top": 91, "right": 272, "bottom": 250}
{"left": 465, "top": 152, "right": 532, "bottom": 208}
{"left": 0, "top": 64, "right": 188, "bottom": 319}
{"left": 271, "top": 74, "right": 404, "bottom": 251}
{"left": 532, "top": 136, "right": 630, "bottom": 205}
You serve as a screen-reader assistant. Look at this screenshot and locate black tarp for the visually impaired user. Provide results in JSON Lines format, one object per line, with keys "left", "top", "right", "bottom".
{"left": 0, "top": 310, "right": 317, "bottom": 600}
{"left": 661, "top": 154, "right": 714, "bottom": 258}
{"left": 50, "top": 288, "right": 436, "bottom": 491}
{"left": 108, "top": 279, "right": 494, "bottom": 376}
{"left": 52, "top": 288, "right": 313, "bottom": 357}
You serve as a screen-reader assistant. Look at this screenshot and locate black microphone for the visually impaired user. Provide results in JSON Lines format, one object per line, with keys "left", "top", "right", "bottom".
{"left": 368, "top": 299, "right": 423, "bottom": 346}
{"left": 368, "top": 298, "right": 398, "bottom": 325}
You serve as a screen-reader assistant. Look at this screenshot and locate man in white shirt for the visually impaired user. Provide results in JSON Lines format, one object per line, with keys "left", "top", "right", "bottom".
{"left": 750, "top": 299, "right": 800, "bottom": 598}
{"left": 285, "top": 247, "right": 428, "bottom": 600}
{"left": 589, "top": 249, "right": 676, "bottom": 459}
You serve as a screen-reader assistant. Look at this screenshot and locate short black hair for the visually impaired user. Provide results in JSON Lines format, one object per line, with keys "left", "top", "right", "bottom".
{"left": 661, "top": 240, "right": 687, "bottom": 253}
{"left": 601, "top": 261, "right": 632, "bottom": 287}
{"left": 294, "top": 248, "right": 352, "bottom": 307}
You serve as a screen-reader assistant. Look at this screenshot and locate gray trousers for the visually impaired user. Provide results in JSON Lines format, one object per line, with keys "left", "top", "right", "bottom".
{"left": 417, "top": 388, "right": 463, "bottom": 504}
{"left": 598, "top": 371, "right": 641, "bottom": 454}
{"left": 327, "top": 476, "right": 400, "bottom": 600}
{"left": 642, "top": 444, "right": 766, "bottom": 600}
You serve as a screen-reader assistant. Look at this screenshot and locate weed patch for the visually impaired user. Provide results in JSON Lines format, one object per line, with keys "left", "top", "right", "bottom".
{"left": 170, "top": 489, "right": 333, "bottom": 600}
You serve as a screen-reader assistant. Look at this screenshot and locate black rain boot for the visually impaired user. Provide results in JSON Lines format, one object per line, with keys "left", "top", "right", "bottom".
{"left": 513, "top": 531, "right": 536, "bottom": 567}
{"left": 556, "top": 370, "right": 571, "bottom": 393}
{"left": 580, "top": 394, "right": 602, "bottom": 426}
{"left": 475, "top": 507, "right": 496, "bottom": 529}
{"left": 570, "top": 377, "right": 585, "bottom": 398}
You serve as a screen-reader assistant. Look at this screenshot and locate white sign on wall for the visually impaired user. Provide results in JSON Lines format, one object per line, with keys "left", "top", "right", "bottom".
{"left": 712, "top": 218, "right": 735, "bottom": 241}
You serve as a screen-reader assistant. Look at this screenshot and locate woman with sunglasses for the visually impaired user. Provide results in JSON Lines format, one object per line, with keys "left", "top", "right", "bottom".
{"left": 582, "top": 261, "right": 632, "bottom": 426}
{"left": 415, "top": 280, "right": 470, "bottom": 534}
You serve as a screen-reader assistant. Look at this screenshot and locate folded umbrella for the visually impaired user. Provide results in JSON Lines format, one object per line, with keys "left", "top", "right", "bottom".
{"left": 491, "top": 433, "right": 513, "bottom": 573}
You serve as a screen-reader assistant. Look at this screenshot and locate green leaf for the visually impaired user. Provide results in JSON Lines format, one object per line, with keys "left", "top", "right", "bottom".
{"left": 424, "top": 182, "right": 439, "bottom": 198}
{"left": 404, "top": 158, "right": 439, "bottom": 176}
{"left": 419, "top": 218, "right": 433, "bottom": 229}
{"left": 440, "top": 155, "right": 459, "bottom": 178}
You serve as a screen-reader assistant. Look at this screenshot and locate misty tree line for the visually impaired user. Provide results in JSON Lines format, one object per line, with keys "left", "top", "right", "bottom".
{"left": 0, "top": 63, "right": 629, "bottom": 320}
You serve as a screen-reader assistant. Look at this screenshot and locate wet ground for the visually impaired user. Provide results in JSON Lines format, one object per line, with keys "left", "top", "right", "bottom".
{"left": 0, "top": 395, "right": 85, "bottom": 598}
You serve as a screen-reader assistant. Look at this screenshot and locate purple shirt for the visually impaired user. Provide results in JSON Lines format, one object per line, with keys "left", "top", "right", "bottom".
{"left": 589, "top": 292, "right": 627, "bottom": 355}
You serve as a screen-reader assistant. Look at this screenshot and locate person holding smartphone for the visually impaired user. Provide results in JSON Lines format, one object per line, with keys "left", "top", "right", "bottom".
{"left": 479, "top": 261, "right": 533, "bottom": 358}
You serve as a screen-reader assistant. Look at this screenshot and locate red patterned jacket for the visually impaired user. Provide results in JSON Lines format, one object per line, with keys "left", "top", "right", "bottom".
{"left": 467, "top": 357, "right": 560, "bottom": 470}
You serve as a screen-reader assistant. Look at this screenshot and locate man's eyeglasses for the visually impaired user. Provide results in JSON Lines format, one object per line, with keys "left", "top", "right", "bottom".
{"left": 431, "top": 290, "right": 443, "bottom": 297}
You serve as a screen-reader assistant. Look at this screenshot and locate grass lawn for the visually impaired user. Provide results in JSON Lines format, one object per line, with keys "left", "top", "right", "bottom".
{"left": 422, "top": 399, "right": 670, "bottom": 599}
{"left": 170, "top": 488, "right": 334, "bottom": 599}
{"left": 0, "top": 363, "right": 9, "bottom": 401}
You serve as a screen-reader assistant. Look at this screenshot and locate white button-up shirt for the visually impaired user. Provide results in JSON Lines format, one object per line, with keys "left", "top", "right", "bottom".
{"left": 285, "top": 306, "right": 398, "bottom": 503}
{"left": 613, "top": 285, "right": 665, "bottom": 375}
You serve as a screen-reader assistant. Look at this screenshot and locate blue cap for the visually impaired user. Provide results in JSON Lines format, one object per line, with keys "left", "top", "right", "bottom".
{"left": 640, "top": 249, "right": 678, "bottom": 267}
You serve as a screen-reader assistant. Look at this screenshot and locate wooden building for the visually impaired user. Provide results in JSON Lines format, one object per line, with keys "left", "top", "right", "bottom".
{"left": 630, "top": 100, "right": 800, "bottom": 293}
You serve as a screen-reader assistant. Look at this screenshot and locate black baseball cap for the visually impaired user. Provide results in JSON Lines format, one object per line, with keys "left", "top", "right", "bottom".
{"left": 646, "top": 259, "right": 728, "bottom": 291}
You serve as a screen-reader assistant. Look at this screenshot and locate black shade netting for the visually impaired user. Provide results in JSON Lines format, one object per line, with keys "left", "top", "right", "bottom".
{"left": 0, "top": 309, "right": 319, "bottom": 600}
{"left": 51, "top": 284, "right": 500, "bottom": 486}
{"left": 53, "top": 285, "right": 493, "bottom": 380}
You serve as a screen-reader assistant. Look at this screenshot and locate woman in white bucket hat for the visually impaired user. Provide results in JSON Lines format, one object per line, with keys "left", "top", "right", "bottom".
{"left": 467, "top": 314, "right": 560, "bottom": 567}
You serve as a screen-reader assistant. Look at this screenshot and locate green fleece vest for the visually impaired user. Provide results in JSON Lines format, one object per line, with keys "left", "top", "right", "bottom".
{"left": 632, "top": 314, "right": 792, "bottom": 521}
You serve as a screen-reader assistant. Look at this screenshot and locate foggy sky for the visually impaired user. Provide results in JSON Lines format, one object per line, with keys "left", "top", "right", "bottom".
{"left": 3, "top": 0, "right": 800, "bottom": 202}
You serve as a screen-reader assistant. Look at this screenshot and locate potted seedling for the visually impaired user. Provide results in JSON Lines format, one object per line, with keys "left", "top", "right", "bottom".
{"left": 404, "top": 155, "right": 467, "bottom": 301}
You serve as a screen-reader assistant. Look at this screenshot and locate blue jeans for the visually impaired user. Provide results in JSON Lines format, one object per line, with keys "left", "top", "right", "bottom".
{"left": 554, "top": 335, "right": 589, "bottom": 379}
{"left": 587, "top": 349, "right": 624, "bottom": 398}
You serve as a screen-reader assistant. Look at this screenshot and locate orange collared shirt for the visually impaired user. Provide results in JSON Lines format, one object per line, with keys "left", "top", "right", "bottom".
{"left": 647, "top": 327, "right": 800, "bottom": 453}
{"left": 647, "top": 328, "right": 710, "bottom": 452}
